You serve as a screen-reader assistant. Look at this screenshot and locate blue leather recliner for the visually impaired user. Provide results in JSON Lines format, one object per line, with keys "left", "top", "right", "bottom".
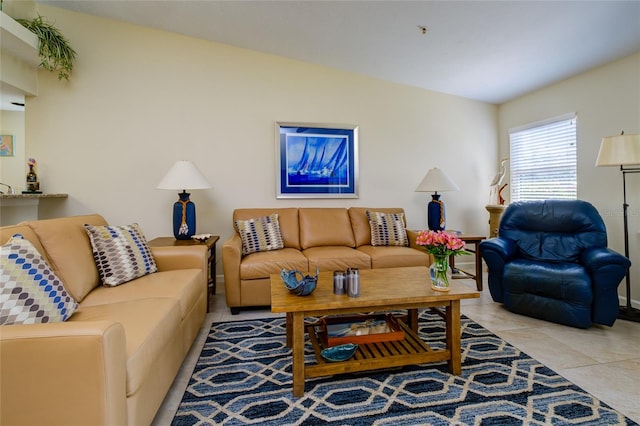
{"left": 479, "top": 200, "right": 631, "bottom": 328}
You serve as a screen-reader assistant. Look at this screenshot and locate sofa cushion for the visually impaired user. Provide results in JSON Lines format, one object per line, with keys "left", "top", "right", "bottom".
{"left": 1, "top": 235, "right": 79, "bottom": 325}
{"left": 69, "top": 298, "right": 181, "bottom": 396}
{"left": 299, "top": 208, "right": 355, "bottom": 249}
{"left": 84, "top": 223, "right": 157, "bottom": 287}
{"left": 0, "top": 225, "right": 47, "bottom": 261}
{"left": 233, "top": 208, "right": 300, "bottom": 249}
{"left": 80, "top": 269, "right": 203, "bottom": 319}
{"left": 349, "top": 207, "right": 407, "bottom": 247}
{"left": 366, "top": 210, "right": 409, "bottom": 246}
{"left": 27, "top": 214, "right": 107, "bottom": 302}
{"left": 356, "top": 245, "right": 429, "bottom": 269}
{"left": 303, "top": 246, "right": 371, "bottom": 271}
{"left": 234, "top": 214, "right": 285, "bottom": 255}
{"left": 240, "top": 248, "right": 308, "bottom": 280}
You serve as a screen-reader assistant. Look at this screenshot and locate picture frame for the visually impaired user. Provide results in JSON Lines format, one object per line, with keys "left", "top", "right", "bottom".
{"left": 0, "top": 135, "right": 15, "bottom": 157}
{"left": 276, "top": 122, "right": 359, "bottom": 198}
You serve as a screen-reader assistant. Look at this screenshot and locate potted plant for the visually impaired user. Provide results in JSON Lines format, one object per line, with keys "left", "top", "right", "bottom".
{"left": 17, "top": 14, "right": 76, "bottom": 80}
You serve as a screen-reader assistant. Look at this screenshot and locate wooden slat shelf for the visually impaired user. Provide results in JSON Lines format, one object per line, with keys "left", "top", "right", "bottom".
{"left": 304, "top": 317, "right": 450, "bottom": 379}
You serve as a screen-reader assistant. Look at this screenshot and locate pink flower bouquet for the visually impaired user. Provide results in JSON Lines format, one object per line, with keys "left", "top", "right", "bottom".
{"left": 415, "top": 230, "right": 469, "bottom": 258}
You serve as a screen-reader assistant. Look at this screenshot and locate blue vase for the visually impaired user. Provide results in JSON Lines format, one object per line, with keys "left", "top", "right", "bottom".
{"left": 427, "top": 194, "right": 446, "bottom": 231}
{"left": 173, "top": 191, "right": 196, "bottom": 240}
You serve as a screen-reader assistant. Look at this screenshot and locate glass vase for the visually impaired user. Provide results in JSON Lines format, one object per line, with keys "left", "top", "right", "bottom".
{"left": 430, "top": 255, "right": 452, "bottom": 292}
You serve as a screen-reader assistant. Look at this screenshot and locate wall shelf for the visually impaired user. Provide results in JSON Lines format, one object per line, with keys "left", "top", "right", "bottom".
{"left": 0, "top": 193, "right": 68, "bottom": 225}
{"left": 0, "top": 11, "right": 39, "bottom": 66}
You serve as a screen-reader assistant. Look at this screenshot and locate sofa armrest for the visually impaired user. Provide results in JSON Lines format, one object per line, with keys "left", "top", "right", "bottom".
{"left": 222, "top": 234, "right": 243, "bottom": 308}
{"left": 0, "top": 321, "right": 128, "bottom": 426}
{"left": 151, "top": 245, "right": 208, "bottom": 272}
{"left": 406, "top": 229, "right": 422, "bottom": 250}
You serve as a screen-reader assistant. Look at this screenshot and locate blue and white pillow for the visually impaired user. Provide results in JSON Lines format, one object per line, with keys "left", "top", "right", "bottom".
{"left": 0, "top": 234, "right": 78, "bottom": 325}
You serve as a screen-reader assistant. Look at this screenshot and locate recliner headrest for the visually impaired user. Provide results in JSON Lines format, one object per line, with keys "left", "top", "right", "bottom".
{"left": 499, "top": 200, "right": 607, "bottom": 262}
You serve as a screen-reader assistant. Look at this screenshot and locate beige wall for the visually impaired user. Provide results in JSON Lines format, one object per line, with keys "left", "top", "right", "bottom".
{"left": 498, "top": 52, "right": 640, "bottom": 307}
{"left": 20, "top": 5, "right": 497, "bottom": 261}
{"left": 0, "top": 110, "right": 25, "bottom": 186}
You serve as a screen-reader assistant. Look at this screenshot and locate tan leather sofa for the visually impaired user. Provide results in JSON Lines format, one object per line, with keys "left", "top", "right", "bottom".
{"left": 223, "top": 207, "right": 429, "bottom": 314}
{"left": 0, "top": 214, "right": 208, "bottom": 426}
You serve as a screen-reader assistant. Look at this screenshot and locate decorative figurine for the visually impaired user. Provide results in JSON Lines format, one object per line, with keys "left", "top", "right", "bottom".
{"left": 489, "top": 158, "right": 509, "bottom": 205}
{"left": 25, "top": 157, "right": 41, "bottom": 193}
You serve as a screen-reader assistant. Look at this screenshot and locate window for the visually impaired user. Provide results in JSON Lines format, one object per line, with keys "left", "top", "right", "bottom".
{"left": 509, "top": 113, "right": 577, "bottom": 201}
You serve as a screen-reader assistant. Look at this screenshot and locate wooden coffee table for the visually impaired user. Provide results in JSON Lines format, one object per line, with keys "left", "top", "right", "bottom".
{"left": 270, "top": 266, "right": 480, "bottom": 397}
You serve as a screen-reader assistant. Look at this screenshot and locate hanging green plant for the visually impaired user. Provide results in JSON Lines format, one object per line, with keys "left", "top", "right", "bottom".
{"left": 17, "top": 14, "right": 77, "bottom": 81}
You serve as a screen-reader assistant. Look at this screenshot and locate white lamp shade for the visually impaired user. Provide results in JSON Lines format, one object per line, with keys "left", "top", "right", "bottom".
{"left": 595, "top": 133, "right": 640, "bottom": 167}
{"left": 415, "top": 167, "right": 460, "bottom": 192}
{"left": 157, "top": 160, "right": 212, "bottom": 190}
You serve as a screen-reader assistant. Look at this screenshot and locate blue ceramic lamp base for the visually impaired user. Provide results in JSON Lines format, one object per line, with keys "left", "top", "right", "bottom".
{"left": 173, "top": 191, "right": 196, "bottom": 240}
{"left": 427, "top": 193, "right": 446, "bottom": 231}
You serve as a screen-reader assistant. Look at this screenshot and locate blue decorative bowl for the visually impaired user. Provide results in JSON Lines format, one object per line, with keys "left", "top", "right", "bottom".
{"left": 280, "top": 268, "right": 318, "bottom": 296}
{"left": 321, "top": 343, "right": 358, "bottom": 362}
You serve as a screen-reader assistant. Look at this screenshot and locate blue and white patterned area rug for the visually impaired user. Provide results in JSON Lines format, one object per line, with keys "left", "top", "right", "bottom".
{"left": 172, "top": 312, "right": 636, "bottom": 425}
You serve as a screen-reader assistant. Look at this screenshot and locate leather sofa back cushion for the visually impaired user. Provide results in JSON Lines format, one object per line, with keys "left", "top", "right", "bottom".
{"left": 233, "top": 208, "right": 300, "bottom": 249}
{"left": 500, "top": 200, "right": 607, "bottom": 262}
{"left": 349, "top": 207, "right": 406, "bottom": 247}
{"left": 28, "top": 214, "right": 108, "bottom": 302}
{"left": 299, "top": 208, "right": 355, "bottom": 249}
{"left": 0, "top": 224, "right": 47, "bottom": 259}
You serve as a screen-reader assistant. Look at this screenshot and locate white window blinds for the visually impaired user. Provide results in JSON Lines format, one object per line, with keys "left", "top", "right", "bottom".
{"left": 509, "top": 113, "right": 577, "bottom": 202}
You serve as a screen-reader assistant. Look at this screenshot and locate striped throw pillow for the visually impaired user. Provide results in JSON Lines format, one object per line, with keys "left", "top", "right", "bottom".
{"left": 234, "top": 213, "right": 284, "bottom": 255}
{"left": 366, "top": 211, "right": 409, "bottom": 246}
{"left": 84, "top": 223, "right": 157, "bottom": 287}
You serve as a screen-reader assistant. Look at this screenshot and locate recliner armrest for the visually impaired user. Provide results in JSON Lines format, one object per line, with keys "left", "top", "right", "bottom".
{"left": 581, "top": 246, "right": 631, "bottom": 274}
{"left": 479, "top": 237, "right": 517, "bottom": 262}
{"left": 581, "top": 246, "right": 631, "bottom": 326}
{"left": 479, "top": 237, "right": 518, "bottom": 303}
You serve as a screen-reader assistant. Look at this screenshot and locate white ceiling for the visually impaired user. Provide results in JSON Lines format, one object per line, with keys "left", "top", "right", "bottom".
{"left": 34, "top": 0, "right": 640, "bottom": 104}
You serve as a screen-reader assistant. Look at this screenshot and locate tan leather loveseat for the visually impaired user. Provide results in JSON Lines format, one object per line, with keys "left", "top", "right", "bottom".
{"left": 0, "top": 214, "right": 208, "bottom": 426}
{"left": 223, "top": 207, "right": 429, "bottom": 314}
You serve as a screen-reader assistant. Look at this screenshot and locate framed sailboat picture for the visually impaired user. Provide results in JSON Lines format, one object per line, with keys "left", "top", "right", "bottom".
{"left": 276, "top": 122, "right": 359, "bottom": 198}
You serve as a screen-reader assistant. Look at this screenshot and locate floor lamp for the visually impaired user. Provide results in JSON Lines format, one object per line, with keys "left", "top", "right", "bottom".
{"left": 596, "top": 132, "right": 640, "bottom": 322}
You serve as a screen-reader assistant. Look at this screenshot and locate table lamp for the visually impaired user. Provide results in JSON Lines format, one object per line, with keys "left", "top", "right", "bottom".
{"left": 157, "top": 160, "right": 211, "bottom": 240}
{"left": 415, "top": 167, "right": 460, "bottom": 231}
{"left": 595, "top": 131, "right": 640, "bottom": 322}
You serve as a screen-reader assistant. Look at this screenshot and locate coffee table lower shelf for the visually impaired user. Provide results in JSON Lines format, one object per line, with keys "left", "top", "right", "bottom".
{"left": 304, "top": 317, "right": 450, "bottom": 379}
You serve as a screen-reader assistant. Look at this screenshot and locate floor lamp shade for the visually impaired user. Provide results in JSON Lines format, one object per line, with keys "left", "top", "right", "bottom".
{"left": 415, "top": 168, "right": 460, "bottom": 231}
{"left": 595, "top": 132, "right": 640, "bottom": 322}
{"left": 595, "top": 133, "right": 640, "bottom": 167}
{"left": 157, "top": 160, "right": 211, "bottom": 240}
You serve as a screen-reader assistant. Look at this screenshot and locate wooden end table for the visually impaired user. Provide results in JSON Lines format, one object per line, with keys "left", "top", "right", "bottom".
{"left": 148, "top": 236, "right": 219, "bottom": 312}
{"left": 270, "top": 266, "right": 480, "bottom": 397}
{"left": 449, "top": 234, "right": 486, "bottom": 291}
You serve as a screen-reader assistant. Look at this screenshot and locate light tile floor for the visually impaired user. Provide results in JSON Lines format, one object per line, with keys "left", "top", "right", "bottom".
{"left": 152, "top": 278, "right": 640, "bottom": 425}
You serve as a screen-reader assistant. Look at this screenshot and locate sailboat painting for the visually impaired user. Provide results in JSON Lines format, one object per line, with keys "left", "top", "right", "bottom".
{"left": 277, "top": 123, "right": 359, "bottom": 198}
